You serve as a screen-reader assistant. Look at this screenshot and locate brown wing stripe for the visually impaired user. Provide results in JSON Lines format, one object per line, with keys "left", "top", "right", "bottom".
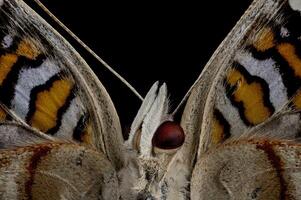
{"left": 211, "top": 109, "right": 231, "bottom": 145}
{"left": 225, "top": 62, "right": 274, "bottom": 126}
{"left": 26, "top": 74, "right": 74, "bottom": 133}
{"left": 0, "top": 107, "right": 6, "bottom": 121}
{"left": 0, "top": 54, "right": 45, "bottom": 107}
{"left": 25, "top": 145, "right": 52, "bottom": 200}
{"left": 250, "top": 44, "right": 301, "bottom": 97}
{"left": 253, "top": 27, "right": 276, "bottom": 52}
{"left": 16, "top": 38, "right": 40, "bottom": 60}
{"left": 256, "top": 141, "right": 287, "bottom": 200}
{"left": 0, "top": 34, "right": 44, "bottom": 106}
{"left": 46, "top": 87, "right": 76, "bottom": 135}
{"left": 250, "top": 9, "right": 301, "bottom": 99}
{"left": 0, "top": 53, "right": 18, "bottom": 85}
{"left": 72, "top": 114, "right": 92, "bottom": 143}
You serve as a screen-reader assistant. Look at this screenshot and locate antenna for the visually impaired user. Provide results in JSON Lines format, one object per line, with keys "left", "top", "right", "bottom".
{"left": 31, "top": 0, "right": 143, "bottom": 101}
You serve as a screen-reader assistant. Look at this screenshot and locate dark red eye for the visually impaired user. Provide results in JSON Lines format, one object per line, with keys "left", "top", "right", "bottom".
{"left": 152, "top": 121, "right": 185, "bottom": 149}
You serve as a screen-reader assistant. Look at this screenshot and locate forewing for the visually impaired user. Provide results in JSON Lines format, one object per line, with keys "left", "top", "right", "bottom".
{"left": 180, "top": 0, "right": 301, "bottom": 199}
{"left": 182, "top": 0, "right": 301, "bottom": 156}
{"left": 0, "top": 0, "right": 124, "bottom": 168}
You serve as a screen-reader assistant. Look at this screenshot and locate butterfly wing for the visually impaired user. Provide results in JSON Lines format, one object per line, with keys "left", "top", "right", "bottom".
{"left": 0, "top": 123, "right": 119, "bottom": 200}
{"left": 182, "top": 0, "right": 301, "bottom": 155}
{"left": 0, "top": 1, "right": 122, "bottom": 199}
{"left": 177, "top": 0, "right": 301, "bottom": 199}
{"left": 0, "top": 0, "right": 124, "bottom": 169}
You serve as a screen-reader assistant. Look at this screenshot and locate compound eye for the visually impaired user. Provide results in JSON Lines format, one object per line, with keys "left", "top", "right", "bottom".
{"left": 152, "top": 121, "right": 185, "bottom": 150}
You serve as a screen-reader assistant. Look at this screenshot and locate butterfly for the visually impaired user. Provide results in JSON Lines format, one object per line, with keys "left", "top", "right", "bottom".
{"left": 1, "top": 0, "right": 301, "bottom": 199}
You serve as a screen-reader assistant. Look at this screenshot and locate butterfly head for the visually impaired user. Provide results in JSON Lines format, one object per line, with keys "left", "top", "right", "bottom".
{"left": 118, "top": 82, "right": 186, "bottom": 199}
{"left": 152, "top": 121, "right": 185, "bottom": 152}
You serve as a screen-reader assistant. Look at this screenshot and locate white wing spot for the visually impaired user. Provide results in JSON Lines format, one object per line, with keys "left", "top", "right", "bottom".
{"left": 280, "top": 27, "right": 290, "bottom": 38}
{"left": 289, "top": 0, "right": 301, "bottom": 12}
{"left": 2, "top": 35, "right": 13, "bottom": 48}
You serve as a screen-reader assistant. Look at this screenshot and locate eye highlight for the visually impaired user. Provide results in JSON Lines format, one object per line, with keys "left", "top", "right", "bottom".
{"left": 152, "top": 121, "right": 185, "bottom": 150}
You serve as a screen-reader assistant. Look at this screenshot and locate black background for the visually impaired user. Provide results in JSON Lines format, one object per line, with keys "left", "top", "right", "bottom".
{"left": 25, "top": 0, "right": 252, "bottom": 132}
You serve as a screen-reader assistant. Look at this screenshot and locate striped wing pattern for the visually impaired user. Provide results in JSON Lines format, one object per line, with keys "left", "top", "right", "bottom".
{"left": 0, "top": 0, "right": 123, "bottom": 199}
{"left": 0, "top": 0, "right": 94, "bottom": 144}
{"left": 191, "top": 0, "right": 301, "bottom": 152}
{"left": 185, "top": 0, "right": 301, "bottom": 199}
{"left": 2, "top": 0, "right": 301, "bottom": 199}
